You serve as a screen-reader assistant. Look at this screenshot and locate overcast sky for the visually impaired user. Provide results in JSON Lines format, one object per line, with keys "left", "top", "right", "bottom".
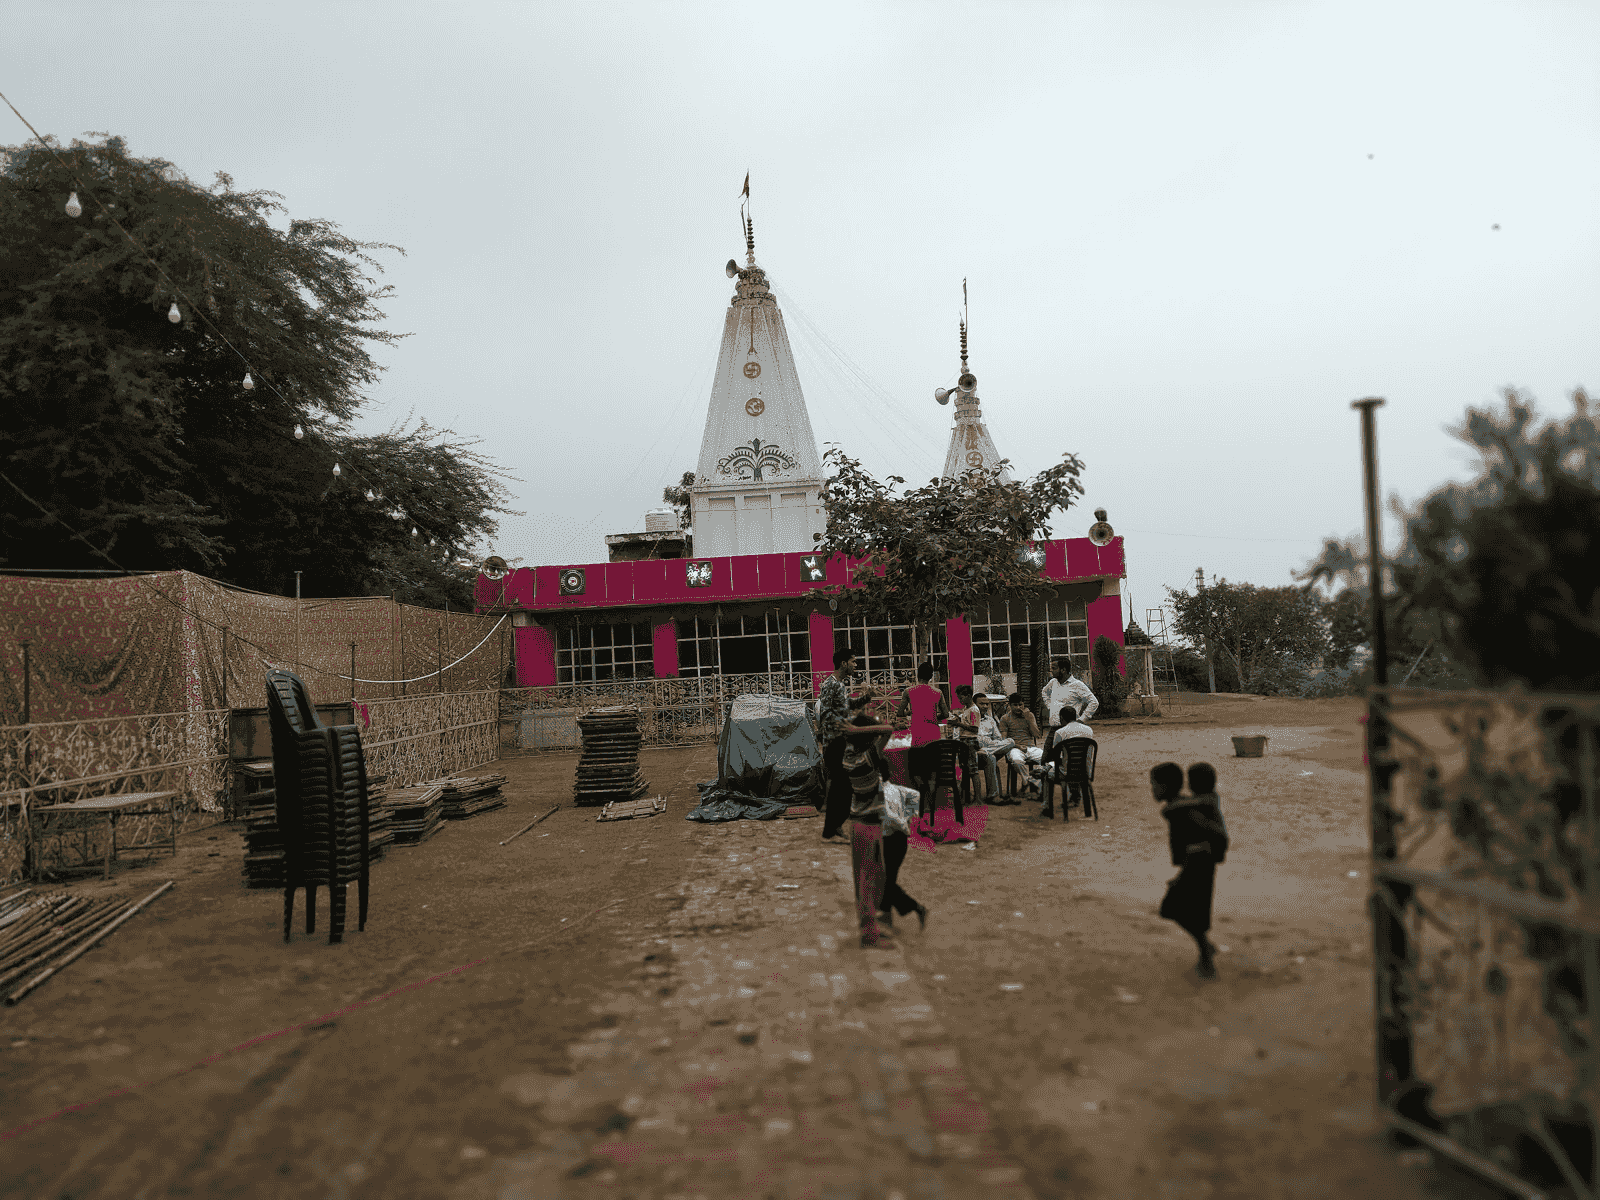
{"left": 8, "top": 1, "right": 1597, "bottom": 629}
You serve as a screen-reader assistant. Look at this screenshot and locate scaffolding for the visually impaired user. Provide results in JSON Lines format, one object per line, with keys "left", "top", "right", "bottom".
{"left": 1145, "top": 607, "right": 1180, "bottom": 703}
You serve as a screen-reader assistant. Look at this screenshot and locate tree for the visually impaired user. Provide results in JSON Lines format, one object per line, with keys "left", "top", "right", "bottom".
{"left": 662, "top": 469, "right": 695, "bottom": 554}
{"left": 1164, "top": 579, "right": 1329, "bottom": 694}
{"left": 814, "top": 446, "right": 1087, "bottom": 635}
{"left": 1302, "top": 388, "right": 1600, "bottom": 693}
{"left": 0, "top": 133, "right": 517, "bottom": 607}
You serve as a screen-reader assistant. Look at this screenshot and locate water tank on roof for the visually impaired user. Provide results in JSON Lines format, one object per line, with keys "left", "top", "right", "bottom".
{"left": 645, "top": 508, "right": 680, "bottom": 532}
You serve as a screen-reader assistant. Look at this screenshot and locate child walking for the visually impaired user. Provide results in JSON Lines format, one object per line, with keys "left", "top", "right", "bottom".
{"left": 842, "top": 700, "right": 900, "bottom": 949}
{"left": 1153, "top": 761, "right": 1229, "bottom": 979}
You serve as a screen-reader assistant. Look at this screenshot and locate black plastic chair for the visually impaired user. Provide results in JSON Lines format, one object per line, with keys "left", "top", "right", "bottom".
{"left": 266, "top": 670, "right": 370, "bottom": 944}
{"left": 916, "top": 739, "right": 969, "bottom": 830}
{"left": 1060, "top": 737, "right": 1098, "bottom": 821}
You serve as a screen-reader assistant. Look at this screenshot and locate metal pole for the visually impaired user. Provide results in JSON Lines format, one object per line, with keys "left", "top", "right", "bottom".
{"left": 20, "top": 641, "right": 30, "bottom": 727}
{"left": 1354, "top": 397, "right": 1389, "bottom": 685}
{"left": 437, "top": 627, "right": 443, "bottom": 695}
{"left": 1354, "top": 396, "right": 1407, "bottom": 1133}
{"left": 294, "top": 571, "right": 303, "bottom": 675}
{"left": 221, "top": 626, "right": 229, "bottom": 711}
{"left": 1196, "top": 568, "right": 1216, "bottom": 694}
{"left": 350, "top": 641, "right": 356, "bottom": 701}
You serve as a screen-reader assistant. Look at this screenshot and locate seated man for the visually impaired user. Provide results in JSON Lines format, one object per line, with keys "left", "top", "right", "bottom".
{"left": 1048, "top": 702, "right": 1096, "bottom": 808}
{"left": 953, "top": 685, "right": 998, "bottom": 802}
{"left": 996, "top": 692, "right": 1044, "bottom": 797}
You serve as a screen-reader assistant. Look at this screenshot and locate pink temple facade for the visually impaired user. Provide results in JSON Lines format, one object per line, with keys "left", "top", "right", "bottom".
{"left": 474, "top": 536, "right": 1126, "bottom": 696}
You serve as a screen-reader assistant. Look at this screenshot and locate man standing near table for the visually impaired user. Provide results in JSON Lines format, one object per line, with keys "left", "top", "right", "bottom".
{"left": 818, "top": 647, "right": 858, "bottom": 842}
{"left": 1041, "top": 656, "right": 1097, "bottom": 753}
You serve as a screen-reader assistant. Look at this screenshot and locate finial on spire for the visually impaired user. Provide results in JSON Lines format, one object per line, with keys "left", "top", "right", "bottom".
{"left": 959, "top": 278, "right": 969, "bottom": 370}
{"left": 740, "top": 172, "right": 756, "bottom": 266}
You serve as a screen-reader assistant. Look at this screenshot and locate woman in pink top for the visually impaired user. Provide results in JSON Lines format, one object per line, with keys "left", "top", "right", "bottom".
{"left": 894, "top": 661, "right": 950, "bottom": 746}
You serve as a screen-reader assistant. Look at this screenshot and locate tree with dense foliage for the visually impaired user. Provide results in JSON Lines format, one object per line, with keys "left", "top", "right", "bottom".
{"left": 662, "top": 470, "right": 695, "bottom": 554}
{"left": 1164, "top": 578, "right": 1330, "bottom": 695}
{"left": 0, "top": 133, "right": 516, "bottom": 607}
{"left": 814, "top": 447, "right": 1087, "bottom": 635}
{"left": 1301, "top": 387, "right": 1600, "bottom": 693}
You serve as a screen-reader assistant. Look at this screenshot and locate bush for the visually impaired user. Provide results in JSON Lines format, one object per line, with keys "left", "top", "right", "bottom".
{"left": 1091, "top": 635, "right": 1126, "bottom": 717}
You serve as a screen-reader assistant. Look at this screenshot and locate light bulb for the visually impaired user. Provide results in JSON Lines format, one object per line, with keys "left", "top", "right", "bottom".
{"left": 242, "top": 372, "right": 255, "bottom": 390}
{"left": 293, "top": 424, "right": 304, "bottom": 440}
{"left": 411, "top": 527, "right": 418, "bottom": 537}
{"left": 167, "top": 301, "right": 181, "bottom": 324}
{"left": 332, "top": 462, "right": 341, "bottom": 477}
{"left": 365, "top": 490, "right": 375, "bottom": 501}
{"left": 65, "top": 192, "right": 82, "bottom": 218}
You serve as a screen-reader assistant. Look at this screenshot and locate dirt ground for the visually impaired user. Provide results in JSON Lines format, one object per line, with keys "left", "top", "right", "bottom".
{"left": 0, "top": 693, "right": 1517, "bottom": 1199}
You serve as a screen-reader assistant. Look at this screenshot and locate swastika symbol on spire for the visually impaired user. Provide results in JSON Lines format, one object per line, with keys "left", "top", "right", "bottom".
{"left": 966, "top": 451, "right": 984, "bottom": 467}
{"left": 743, "top": 362, "right": 761, "bottom": 379}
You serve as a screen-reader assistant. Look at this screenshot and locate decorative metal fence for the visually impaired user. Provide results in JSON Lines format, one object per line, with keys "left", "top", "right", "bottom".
{"left": 499, "top": 671, "right": 932, "bottom": 753}
{"left": 1370, "top": 686, "right": 1600, "bottom": 1199}
{"left": 500, "top": 673, "right": 819, "bottom": 752}
{"left": 359, "top": 689, "right": 500, "bottom": 787}
{"left": 0, "top": 709, "right": 231, "bottom": 884}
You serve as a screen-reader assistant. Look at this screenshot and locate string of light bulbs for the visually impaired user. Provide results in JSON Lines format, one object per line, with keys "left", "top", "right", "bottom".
{"left": 0, "top": 89, "right": 460, "bottom": 557}
{"left": 0, "top": 470, "right": 505, "bottom": 690}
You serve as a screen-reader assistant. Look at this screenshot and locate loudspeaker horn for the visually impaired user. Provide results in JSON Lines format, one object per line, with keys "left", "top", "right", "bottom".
{"left": 1088, "top": 509, "right": 1115, "bottom": 546}
{"left": 934, "top": 387, "right": 950, "bottom": 405}
{"left": 725, "top": 259, "right": 740, "bottom": 278}
{"left": 958, "top": 372, "right": 977, "bottom": 390}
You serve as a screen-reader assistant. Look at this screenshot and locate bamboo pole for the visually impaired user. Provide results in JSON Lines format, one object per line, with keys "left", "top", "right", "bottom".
{"left": 5, "top": 881, "right": 174, "bottom": 1005}
{"left": 0, "top": 899, "right": 123, "bottom": 989}
{"left": 500, "top": 804, "right": 560, "bottom": 846}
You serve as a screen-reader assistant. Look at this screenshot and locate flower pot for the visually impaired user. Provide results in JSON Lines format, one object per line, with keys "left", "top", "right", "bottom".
{"left": 1232, "top": 735, "right": 1268, "bottom": 758}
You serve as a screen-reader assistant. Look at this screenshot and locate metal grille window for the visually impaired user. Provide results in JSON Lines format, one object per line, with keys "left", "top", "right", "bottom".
{"left": 833, "top": 615, "right": 948, "bottom": 687}
{"left": 674, "top": 612, "right": 811, "bottom": 679}
{"left": 555, "top": 621, "right": 654, "bottom": 684}
{"left": 969, "top": 595, "right": 1089, "bottom": 682}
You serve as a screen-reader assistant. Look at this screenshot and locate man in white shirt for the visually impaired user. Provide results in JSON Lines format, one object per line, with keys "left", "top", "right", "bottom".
{"left": 1041, "top": 656, "right": 1098, "bottom": 755}
{"left": 1044, "top": 703, "right": 1097, "bottom": 816}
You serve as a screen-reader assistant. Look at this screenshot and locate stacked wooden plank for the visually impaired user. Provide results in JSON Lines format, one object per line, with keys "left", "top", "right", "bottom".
{"left": 431, "top": 773, "right": 508, "bottom": 820}
{"left": 239, "top": 760, "right": 286, "bottom": 889}
{"left": 366, "top": 774, "right": 394, "bottom": 856}
{"left": 597, "top": 795, "right": 665, "bottom": 822}
{"left": 573, "top": 707, "right": 648, "bottom": 807}
{"left": 387, "top": 784, "right": 445, "bottom": 845}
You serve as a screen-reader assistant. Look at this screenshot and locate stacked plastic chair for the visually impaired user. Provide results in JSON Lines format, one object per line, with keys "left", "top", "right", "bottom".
{"left": 266, "top": 670, "right": 371, "bottom": 944}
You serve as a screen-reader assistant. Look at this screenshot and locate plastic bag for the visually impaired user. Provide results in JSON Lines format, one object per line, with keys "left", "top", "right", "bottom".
{"left": 881, "top": 782, "right": 915, "bottom": 836}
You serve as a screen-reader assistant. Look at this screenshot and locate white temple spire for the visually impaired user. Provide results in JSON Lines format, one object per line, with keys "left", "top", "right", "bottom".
{"left": 689, "top": 195, "right": 827, "bottom": 557}
{"left": 936, "top": 280, "right": 1011, "bottom": 482}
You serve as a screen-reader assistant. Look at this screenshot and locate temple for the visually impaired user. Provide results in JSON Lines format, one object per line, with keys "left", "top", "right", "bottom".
{"left": 476, "top": 203, "right": 1125, "bottom": 700}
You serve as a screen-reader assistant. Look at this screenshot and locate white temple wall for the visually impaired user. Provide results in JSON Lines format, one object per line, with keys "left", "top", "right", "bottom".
{"left": 691, "top": 487, "right": 824, "bottom": 558}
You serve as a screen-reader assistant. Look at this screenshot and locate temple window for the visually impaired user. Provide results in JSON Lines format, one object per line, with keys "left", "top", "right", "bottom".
{"left": 555, "top": 621, "right": 654, "bottom": 684}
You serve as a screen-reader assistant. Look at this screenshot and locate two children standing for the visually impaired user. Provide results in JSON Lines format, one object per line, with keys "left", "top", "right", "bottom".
{"left": 1151, "top": 761, "right": 1230, "bottom": 980}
